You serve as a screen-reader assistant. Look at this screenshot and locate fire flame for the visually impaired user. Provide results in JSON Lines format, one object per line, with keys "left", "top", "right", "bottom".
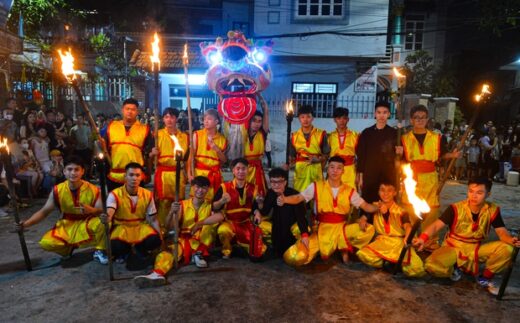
{"left": 393, "top": 67, "right": 405, "bottom": 79}
{"left": 183, "top": 43, "right": 189, "bottom": 64}
{"left": 150, "top": 32, "right": 161, "bottom": 71}
{"left": 0, "top": 137, "right": 9, "bottom": 154}
{"left": 57, "top": 48, "right": 77, "bottom": 80}
{"left": 98, "top": 153, "right": 104, "bottom": 159}
{"left": 170, "top": 134, "right": 184, "bottom": 159}
{"left": 285, "top": 100, "right": 294, "bottom": 115}
{"left": 402, "top": 164, "right": 430, "bottom": 219}
{"left": 475, "top": 83, "right": 491, "bottom": 102}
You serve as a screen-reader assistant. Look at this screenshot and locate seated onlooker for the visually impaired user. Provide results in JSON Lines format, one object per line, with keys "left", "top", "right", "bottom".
{"left": 41, "top": 149, "right": 65, "bottom": 192}
{"left": 16, "top": 146, "right": 43, "bottom": 197}
{"left": 19, "top": 112, "right": 37, "bottom": 139}
{"left": 30, "top": 126, "right": 52, "bottom": 173}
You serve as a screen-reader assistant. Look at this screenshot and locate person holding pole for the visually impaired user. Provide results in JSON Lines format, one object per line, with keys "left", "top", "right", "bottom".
{"left": 149, "top": 108, "right": 190, "bottom": 229}
{"left": 104, "top": 98, "right": 154, "bottom": 192}
{"left": 14, "top": 156, "right": 108, "bottom": 264}
{"left": 413, "top": 177, "right": 520, "bottom": 295}
{"left": 401, "top": 105, "right": 459, "bottom": 251}
{"left": 133, "top": 176, "right": 224, "bottom": 288}
{"left": 189, "top": 109, "right": 227, "bottom": 201}
{"left": 356, "top": 180, "right": 425, "bottom": 277}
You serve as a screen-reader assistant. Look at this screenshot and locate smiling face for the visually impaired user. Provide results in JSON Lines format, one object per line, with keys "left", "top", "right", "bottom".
{"left": 378, "top": 184, "right": 397, "bottom": 204}
{"left": 192, "top": 184, "right": 209, "bottom": 200}
{"left": 269, "top": 176, "right": 287, "bottom": 194}
{"left": 64, "top": 163, "right": 84, "bottom": 183}
{"left": 232, "top": 162, "right": 248, "bottom": 181}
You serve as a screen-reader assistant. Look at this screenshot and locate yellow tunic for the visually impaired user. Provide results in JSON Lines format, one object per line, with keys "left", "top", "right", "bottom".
{"left": 110, "top": 186, "right": 158, "bottom": 244}
{"left": 426, "top": 201, "right": 513, "bottom": 277}
{"left": 39, "top": 181, "right": 105, "bottom": 256}
{"left": 107, "top": 120, "right": 150, "bottom": 183}
{"left": 153, "top": 199, "right": 215, "bottom": 274}
{"left": 245, "top": 130, "right": 267, "bottom": 196}
{"left": 193, "top": 128, "right": 228, "bottom": 200}
{"left": 284, "top": 180, "right": 374, "bottom": 266}
{"left": 356, "top": 203, "right": 425, "bottom": 277}
{"left": 292, "top": 127, "right": 325, "bottom": 193}
{"left": 328, "top": 128, "right": 358, "bottom": 187}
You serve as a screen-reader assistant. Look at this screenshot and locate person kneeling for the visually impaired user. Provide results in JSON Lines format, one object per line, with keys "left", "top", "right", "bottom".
{"left": 413, "top": 177, "right": 520, "bottom": 295}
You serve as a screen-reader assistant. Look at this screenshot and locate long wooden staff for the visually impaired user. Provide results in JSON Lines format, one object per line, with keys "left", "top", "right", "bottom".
{"left": 183, "top": 43, "right": 195, "bottom": 175}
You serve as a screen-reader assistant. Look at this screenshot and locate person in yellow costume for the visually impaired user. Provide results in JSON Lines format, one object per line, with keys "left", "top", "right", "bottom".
{"left": 213, "top": 158, "right": 267, "bottom": 259}
{"left": 288, "top": 105, "right": 330, "bottom": 193}
{"left": 244, "top": 95, "right": 269, "bottom": 196}
{"left": 149, "top": 108, "right": 190, "bottom": 229}
{"left": 104, "top": 98, "right": 154, "bottom": 192}
{"left": 401, "top": 105, "right": 459, "bottom": 251}
{"left": 328, "top": 107, "right": 358, "bottom": 188}
{"left": 357, "top": 180, "right": 425, "bottom": 277}
{"left": 188, "top": 109, "right": 228, "bottom": 201}
{"left": 106, "top": 162, "right": 162, "bottom": 268}
{"left": 133, "top": 176, "right": 225, "bottom": 287}
{"left": 279, "top": 156, "right": 379, "bottom": 265}
{"left": 14, "top": 156, "right": 108, "bottom": 264}
{"left": 414, "top": 177, "right": 520, "bottom": 295}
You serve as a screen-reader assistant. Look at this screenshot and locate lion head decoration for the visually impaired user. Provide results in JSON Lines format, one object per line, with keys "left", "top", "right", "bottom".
{"left": 200, "top": 31, "right": 273, "bottom": 160}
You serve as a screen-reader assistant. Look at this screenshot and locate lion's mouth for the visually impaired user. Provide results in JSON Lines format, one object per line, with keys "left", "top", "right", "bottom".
{"left": 216, "top": 75, "right": 257, "bottom": 96}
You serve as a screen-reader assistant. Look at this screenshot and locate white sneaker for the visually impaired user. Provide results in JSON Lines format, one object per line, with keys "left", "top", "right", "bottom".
{"left": 477, "top": 276, "right": 499, "bottom": 295}
{"left": 450, "top": 267, "right": 463, "bottom": 282}
{"left": 93, "top": 250, "right": 109, "bottom": 265}
{"left": 222, "top": 254, "right": 230, "bottom": 260}
{"left": 192, "top": 251, "right": 208, "bottom": 268}
{"left": 134, "top": 271, "right": 166, "bottom": 288}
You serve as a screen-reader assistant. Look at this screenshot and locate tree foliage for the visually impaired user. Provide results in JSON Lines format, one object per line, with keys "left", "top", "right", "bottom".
{"left": 478, "top": 0, "right": 520, "bottom": 35}
{"left": 403, "top": 50, "right": 456, "bottom": 97}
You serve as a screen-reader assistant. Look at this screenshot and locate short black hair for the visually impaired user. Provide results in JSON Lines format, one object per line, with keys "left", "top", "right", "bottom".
{"left": 162, "top": 107, "right": 180, "bottom": 118}
{"left": 191, "top": 176, "right": 210, "bottom": 187}
{"left": 375, "top": 101, "right": 391, "bottom": 111}
{"left": 253, "top": 110, "right": 264, "bottom": 119}
{"left": 378, "top": 178, "right": 396, "bottom": 189}
{"left": 328, "top": 156, "right": 345, "bottom": 165}
{"left": 125, "top": 162, "right": 144, "bottom": 172}
{"left": 297, "top": 105, "right": 314, "bottom": 117}
{"left": 64, "top": 155, "right": 85, "bottom": 168}
{"left": 46, "top": 109, "right": 56, "bottom": 115}
{"left": 333, "top": 107, "right": 349, "bottom": 118}
{"left": 123, "top": 98, "right": 139, "bottom": 107}
{"left": 268, "top": 168, "right": 288, "bottom": 181}
{"left": 410, "top": 104, "right": 429, "bottom": 118}
{"left": 231, "top": 157, "right": 248, "bottom": 168}
{"left": 468, "top": 177, "right": 492, "bottom": 192}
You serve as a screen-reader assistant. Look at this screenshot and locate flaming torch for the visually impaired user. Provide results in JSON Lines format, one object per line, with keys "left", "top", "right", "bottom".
{"left": 285, "top": 100, "right": 294, "bottom": 166}
{"left": 183, "top": 43, "right": 195, "bottom": 176}
{"left": 0, "top": 138, "right": 32, "bottom": 270}
{"left": 150, "top": 33, "right": 161, "bottom": 168}
{"left": 57, "top": 49, "right": 111, "bottom": 164}
{"left": 393, "top": 163, "right": 431, "bottom": 274}
{"left": 437, "top": 84, "right": 492, "bottom": 194}
{"left": 96, "top": 151, "right": 113, "bottom": 280}
{"left": 169, "top": 133, "right": 184, "bottom": 269}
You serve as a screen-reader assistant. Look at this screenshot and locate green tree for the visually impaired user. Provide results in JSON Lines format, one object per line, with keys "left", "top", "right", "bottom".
{"left": 403, "top": 50, "right": 435, "bottom": 94}
{"left": 478, "top": 0, "right": 520, "bottom": 35}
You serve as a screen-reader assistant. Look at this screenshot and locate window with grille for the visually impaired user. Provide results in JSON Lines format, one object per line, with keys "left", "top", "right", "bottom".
{"left": 296, "top": 0, "right": 344, "bottom": 19}
{"left": 404, "top": 15, "right": 424, "bottom": 50}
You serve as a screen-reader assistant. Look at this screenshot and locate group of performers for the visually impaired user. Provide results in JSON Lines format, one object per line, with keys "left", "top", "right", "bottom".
{"left": 13, "top": 98, "right": 520, "bottom": 294}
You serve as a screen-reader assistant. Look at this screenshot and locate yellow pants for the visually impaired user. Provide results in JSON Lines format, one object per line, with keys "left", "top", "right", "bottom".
{"left": 294, "top": 161, "right": 323, "bottom": 193}
{"left": 217, "top": 220, "right": 267, "bottom": 257}
{"left": 357, "top": 235, "right": 425, "bottom": 277}
{"left": 284, "top": 222, "right": 374, "bottom": 266}
{"left": 425, "top": 240, "right": 513, "bottom": 278}
{"left": 153, "top": 225, "right": 215, "bottom": 275}
{"left": 40, "top": 217, "right": 106, "bottom": 256}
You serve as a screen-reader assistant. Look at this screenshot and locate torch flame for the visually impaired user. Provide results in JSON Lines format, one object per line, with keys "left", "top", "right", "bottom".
{"left": 393, "top": 67, "right": 405, "bottom": 78}
{"left": 57, "top": 48, "right": 77, "bottom": 80}
{"left": 170, "top": 134, "right": 184, "bottom": 158}
{"left": 475, "top": 83, "right": 491, "bottom": 102}
{"left": 98, "top": 153, "right": 104, "bottom": 159}
{"left": 150, "top": 32, "right": 161, "bottom": 71}
{"left": 285, "top": 100, "right": 294, "bottom": 115}
{"left": 0, "top": 137, "right": 9, "bottom": 154}
{"left": 402, "top": 164, "right": 430, "bottom": 218}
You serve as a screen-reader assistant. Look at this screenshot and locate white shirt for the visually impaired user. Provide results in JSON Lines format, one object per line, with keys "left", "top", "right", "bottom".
{"left": 300, "top": 182, "right": 365, "bottom": 213}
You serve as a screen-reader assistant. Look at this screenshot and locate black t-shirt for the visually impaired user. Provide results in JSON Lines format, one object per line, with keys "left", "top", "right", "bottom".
{"left": 439, "top": 205, "right": 505, "bottom": 228}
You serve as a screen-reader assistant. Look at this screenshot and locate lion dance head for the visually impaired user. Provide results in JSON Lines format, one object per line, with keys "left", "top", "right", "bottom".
{"left": 200, "top": 31, "right": 273, "bottom": 160}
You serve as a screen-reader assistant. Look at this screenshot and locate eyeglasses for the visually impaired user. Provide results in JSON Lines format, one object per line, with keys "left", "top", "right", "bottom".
{"left": 270, "top": 179, "right": 286, "bottom": 185}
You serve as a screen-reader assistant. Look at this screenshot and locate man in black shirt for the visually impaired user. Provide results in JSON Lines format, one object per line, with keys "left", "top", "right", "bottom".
{"left": 414, "top": 177, "right": 520, "bottom": 295}
{"left": 356, "top": 102, "right": 402, "bottom": 220}
{"left": 254, "top": 168, "right": 309, "bottom": 257}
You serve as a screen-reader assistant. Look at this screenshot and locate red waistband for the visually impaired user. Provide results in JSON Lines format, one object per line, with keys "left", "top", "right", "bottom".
{"left": 226, "top": 212, "right": 251, "bottom": 222}
{"left": 62, "top": 213, "right": 91, "bottom": 220}
{"left": 157, "top": 165, "right": 178, "bottom": 172}
{"left": 411, "top": 160, "right": 436, "bottom": 173}
{"left": 114, "top": 217, "right": 144, "bottom": 223}
{"left": 317, "top": 212, "right": 346, "bottom": 223}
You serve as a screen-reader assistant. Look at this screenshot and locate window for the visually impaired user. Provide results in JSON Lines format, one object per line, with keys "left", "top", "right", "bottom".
{"left": 296, "top": 0, "right": 343, "bottom": 18}
{"left": 292, "top": 82, "right": 337, "bottom": 94}
{"left": 232, "top": 22, "right": 249, "bottom": 34}
{"left": 291, "top": 82, "right": 338, "bottom": 117}
{"left": 404, "top": 15, "right": 424, "bottom": 50}
{"left": 268, "top": 12, "right": 280, "bottom": 24}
